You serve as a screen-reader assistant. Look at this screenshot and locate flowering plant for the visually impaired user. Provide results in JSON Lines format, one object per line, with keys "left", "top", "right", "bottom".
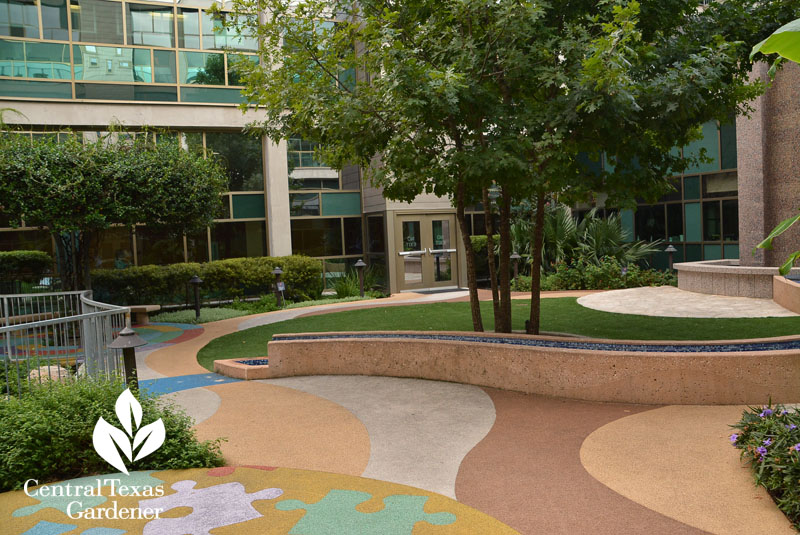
{"left": 731, "top": 403, "right": 800, "bottom": 528}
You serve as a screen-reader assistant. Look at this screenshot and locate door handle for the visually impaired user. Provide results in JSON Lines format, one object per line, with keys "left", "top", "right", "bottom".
{"left": 428, "top": 248, "right": 457, "bottom": 254}
{"left": 398, "top": 250, "right": 426, "bottom": 256}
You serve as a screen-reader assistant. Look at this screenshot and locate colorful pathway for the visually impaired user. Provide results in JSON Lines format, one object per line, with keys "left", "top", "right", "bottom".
{"left": 1, "top": 291, "right": 796, "bottom": 534}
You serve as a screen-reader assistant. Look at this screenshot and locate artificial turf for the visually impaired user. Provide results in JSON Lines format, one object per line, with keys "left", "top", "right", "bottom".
{"left": 196, "top": 297, "right": 800, "bottom": 371}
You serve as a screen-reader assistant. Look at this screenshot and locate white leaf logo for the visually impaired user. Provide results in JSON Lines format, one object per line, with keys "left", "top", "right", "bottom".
{"left": 93, "top": 389, "right": 166, "bottom": 475}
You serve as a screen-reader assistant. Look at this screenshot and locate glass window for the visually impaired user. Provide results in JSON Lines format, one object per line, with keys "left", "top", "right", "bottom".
{"left": 683, "top": 175, "right": 700, "bottom": 200}
{"left": 70, "top": 0, "right": 124, "bottom": 45}
{"left": 634, "top": 204, "right": 665, "bottom": 242}
{"left": 186, "top": 229, "right": 208, "bottom": 263}
{"left": 0, "top": 229, "right": 52, "bottom": 254}
{"left": 289, "top": 176, "right": 339, "bottom": 190}
{"left": 341, "top": 164, "right": 360, "bottom": 190}
{"left": 210, "top": 221, "right": 266, "bottom": 260}
{"left": 720, "top": 119, "right": 737, "bottom": 170}
{"left": 177, "top": 8, "right": 199, "bottom": 49}
{"left": 290, "top": 193, "right": 320, "bottom": 216}
{"left": 231, "top": 194, "right": 265, "bottom": 218}
{"left": 702, "top": 171, "right": 737, "bottom": 198}
{"left": 202, "top": 11, "right": 257, "bottom": 51}
{"left": 366, "top": 215, "right": 385, "bottom": 254}
{"left": 291, "top": 218, "right": 342, "bottom": 257}
{"left": 41, "top": 0, "right": 69, "bottom": 40}
{"left": 135, "top": 226, "right": 184, "bottom": 265}
{"left": 126, "top": 3, "right": 174, "bottom": 48}
{"left": 179, "top": 85, "right": 242, "bottom": 103}
{"left": 153, "top": 49, "right": 175, "bottom": 83}
{"left": 287, "top": 137, "right": 328, "bottom": 168}
{"left": 683, "top": 121, "right": 720, "bottom": 174}
{"left": 666, "top": 203, "right": 683, "bottom": 242}
{"left": 0, "top": 0, "right": 39, "bottom": 38}
{"left": 658, "top": 177, "right": 682, "bottom": 203}
{"left": 702, "top": 201, "right": 721, "bottom": 241}
{"left": 226, "top": 53, "right": 256, "bottom": 86}
{"left": 184, "top": 131, "right": 203, "bottom": 155}
{"left": 73, "top": 45, "right": 151, "bottom": 82}
{"left": 90, "top": 226, "right": 132, "bottom": 269}
{"left": 179, "top": 50, "right": 224, "bottom": 84}
{"left": 722, "top": 199, "right": 738, "bottom": 242}
{"left": 343, "top": 217, "right": 362, "bottom": 255}
{"left": 0, "top": 79, "right": 72, "bottom": 98}
{"left": 321, "top": 192, "right": 360, "bottom": 216}
{"left": 216, "top": 194, "right": 231, "bottom": 219}
{"left": 74, "top": 82, "right": 177, "bottom": 101}
{"left": 0, "top": 39, "right": 71, "bottom": 79}
{"left": 204, "top": 131, "right": 264, "bottom": 192}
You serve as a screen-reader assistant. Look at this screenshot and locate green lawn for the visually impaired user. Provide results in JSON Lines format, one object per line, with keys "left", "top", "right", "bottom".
{"left": 196, "top": 298, "right": 800, "bottom": 371}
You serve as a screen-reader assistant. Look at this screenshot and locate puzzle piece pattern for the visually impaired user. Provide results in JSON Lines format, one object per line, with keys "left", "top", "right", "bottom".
{"left": 206, "top": 466, "right": 277, "bottom": 477}
{"left": 276, "top": 490, "right": 457, "bottom": 535}
{"left": 21, "top": 521, "right": 76, "bottom": 535}
{"left": 139, "top": 480, "right": 283, "bottom": 535}
{"left": 13, "top": 471, "right": 164, "bottom": 517}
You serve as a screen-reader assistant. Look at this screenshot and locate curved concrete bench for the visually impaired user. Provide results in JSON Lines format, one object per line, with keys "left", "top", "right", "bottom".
{"left": 676, "top": 259, "right": 800, "bottom": 298}
{"left": 213, "top": 331, "right": 800, "bottom": 405}
{"left": 774, "top": 275, "right": 800, "bottom": 314}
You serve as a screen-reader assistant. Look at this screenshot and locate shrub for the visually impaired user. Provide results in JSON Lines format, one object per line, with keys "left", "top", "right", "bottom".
{"left": 227, "top": 294, "right": 280, "bottom": 314}
{"left": 92, "top": 255, "right": 322, "bottom": 305}
{"left": 149, "top": 307, "right": 249, "bottom": 324}
{"left": 0, "top": 250, "right": 53, "bottom": 282}
{"left": 0, "top": 378, "right": 224, "bottom": 491}
{"left": 510, "top": 256, "right": 676, "bottom": 291}
{"left": 731, "top": 404, "right": 800, "bottom": 529}
{"left": 332, "top": 266, "right": 384, "bottom": 298}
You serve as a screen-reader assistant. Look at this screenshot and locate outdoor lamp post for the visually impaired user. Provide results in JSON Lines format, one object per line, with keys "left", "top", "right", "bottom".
{"left": 510, "top": 252, "right": 521, "bottom": 282}
{"left": 189, "top": 275, "right": 203, "bottom": 320}
{"left": 487, "top": 184, "right": 501, "bottom": 202}
{"left": 272, "top": 267, "right": 284, "bottom": 307}
{"left": 109, "top": 326, "right": 147, "bottom": 387}
{"left": 665, "top": 244, "right": 678, "bottom": 272}
{"left": 354, "top": 259, "right": 367, "bottom": 297}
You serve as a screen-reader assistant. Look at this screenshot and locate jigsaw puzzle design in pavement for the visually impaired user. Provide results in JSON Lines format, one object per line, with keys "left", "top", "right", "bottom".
{"left": 3, "top": 467, "right": 518, "bottom": 534}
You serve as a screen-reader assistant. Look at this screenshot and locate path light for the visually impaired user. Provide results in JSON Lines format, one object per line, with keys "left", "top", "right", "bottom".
{"left": 354, "top": 259, "right": 367, "bottom": 297}
{"left": 272, "top": 267, "right": 284, "bottom": 307}
{"left": 510, "top": 252, "right": 521, "bottom": 282}
{"left": 488, "top": 184, "right": 501, "bottom": 202}
{"left": 109, "top": 326, "right": 147, "bottom": 387}
{"left": 189, "top": 275, "right": 203, "bottom": 320}
{"left": 665, "top": 244, "right": 678, "bottom": 272}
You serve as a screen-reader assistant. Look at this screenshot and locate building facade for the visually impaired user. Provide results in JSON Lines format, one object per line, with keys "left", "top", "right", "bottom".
{"left": 0, "top": 0, "right": 797, "bottom": 293}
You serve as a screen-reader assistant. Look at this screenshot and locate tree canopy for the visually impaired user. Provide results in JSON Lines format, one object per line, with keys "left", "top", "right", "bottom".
{"left": 0, "top": 132, "right": 227, "bottom": 289}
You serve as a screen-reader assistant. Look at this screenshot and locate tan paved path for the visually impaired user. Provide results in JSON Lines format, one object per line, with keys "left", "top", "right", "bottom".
{"left": 579, "top": 285, "right": 797, "bottom": 318}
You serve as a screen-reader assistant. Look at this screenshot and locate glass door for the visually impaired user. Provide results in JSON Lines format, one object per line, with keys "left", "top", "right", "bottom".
{"left": 395, "top": 215, "right": 458, "bottom": 290}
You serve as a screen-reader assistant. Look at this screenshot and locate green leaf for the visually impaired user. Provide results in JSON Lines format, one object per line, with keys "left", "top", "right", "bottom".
{"left": 751, "top": 18, "right": 800, "bottom": 63}
{"left": 779, "top": 251, "right": 800, "bottom": 276}
{"left": 755, "top": 212, "right": 800, "bottom": 251}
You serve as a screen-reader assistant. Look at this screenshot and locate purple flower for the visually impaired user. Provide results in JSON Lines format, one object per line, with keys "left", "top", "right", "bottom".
{"left": 730, "top": 433, "right": 739, "bottom": 443}
{"left": 764, "top": 438, "right": 773, "bottom": 446}
{"left": 794, "top": 444, "right": 800, "bottom": 452}
{"left": 760, "top": 408, "right": 774, "bottom": 418}
{"left": 786, "top": 424, "right": 797, "bottom": 430}
{"left": 757, "top": 446, "right": 768, "bottom": 458}
{"left": 782, "top": 410, "right": 790, "bottom": 415}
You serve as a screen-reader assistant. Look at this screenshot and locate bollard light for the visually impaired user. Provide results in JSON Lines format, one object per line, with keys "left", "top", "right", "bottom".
{"left": 665, "top": 244, "right": 678, "bottom": 272}
{"left": 109, "top": 326, "right": 147, "bottom": 387}
{"left": 189, "top": 275, "right": 203, "bottom": 320}
{"left": 354, "top": 259, "right": 367, "bottom": 298}
{"left": 272, "top": 267, "right": 284, "bottom": 307}
{"left": 510, "top": 252, "right": 521, "bottom": 282}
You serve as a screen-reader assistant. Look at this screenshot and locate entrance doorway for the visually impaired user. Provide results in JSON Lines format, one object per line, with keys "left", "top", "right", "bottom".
{"left": 395, "top": 215, "right": 459, "bottom": 291}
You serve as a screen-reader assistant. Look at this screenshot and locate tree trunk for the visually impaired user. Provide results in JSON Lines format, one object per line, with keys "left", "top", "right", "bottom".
{"left": 53, "top": 233, "right": 71, "bottom": 292}
{"left": 527, "top": 193, "right": 546, "bottom": 335}
{"left": 482, "top": 188, "right": 500, "bottom": 329}
{"left": 456, "top": 181, "right": 483, "bottom": 332}
{"left": 497, "top": 187, "right": 512, "bottom": 333}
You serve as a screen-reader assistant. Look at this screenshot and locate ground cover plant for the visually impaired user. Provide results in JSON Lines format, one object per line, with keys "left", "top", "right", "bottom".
{"left": 511, "top": 257, "right": 676, "bottom": 291}
{"left": 731, "top": 404, "right": 800, "bottom": 529}
{"left": 197, "top": 298, "right": 800, "bottom": 369}
{"left": 0, "top": 377, "right": 224, "bottom": 491}
{"left": 150, "top": 307, "right": 250, "bottom": 324}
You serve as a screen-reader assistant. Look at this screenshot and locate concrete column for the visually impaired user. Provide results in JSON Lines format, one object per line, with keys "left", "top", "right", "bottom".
{"left": 264, "top": 137, "right": 292, "bottom": 256}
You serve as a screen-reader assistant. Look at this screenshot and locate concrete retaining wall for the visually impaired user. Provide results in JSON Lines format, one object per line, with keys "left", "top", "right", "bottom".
{"left": 774, "top": 276, "right": 800, "bottom": 314}
{"left": 213, "top": 331, "right": 800, "bottom": 405}
{"left": 676, "top": 259, "right": 800, "bottom": 298}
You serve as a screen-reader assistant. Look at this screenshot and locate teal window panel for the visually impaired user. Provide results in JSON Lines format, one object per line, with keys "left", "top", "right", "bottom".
{"left": 685, "top": 244, "right": 702, "bottom": 261}
{"left": 180, "top": 86, "right": 243, "bottom": 103}
{"left": 683, "top": 121, "right": 719, "bottom": 174}
{"left": 153, "top": 49, "right": 176, "bottom": 83}
{"left": 602, "top": 152, "right": 615, "bottom": 173}
{"left": 683, "top": 176, "right": 700, "bottom": 200}
{"left": 720, "top": 119, "right": 737, "bottom": 170}
{"left": 703, "top": 244, "right": 722, "bottom": 260}
{"left": 70, "top": 0, "right": 124, "bottom": 45}
{"left": 178, "top": 8, "right": 200, "bottom": 49}
{"left": 73, "top": 45, "right": 151, "bottom": 82}
{"left": 685, "top": 203, "right": 701, "bottom": 242}
{"left": 75, "top": 83, "right": 177, "bottom": 101}
{"left": 179, "top": 51, "right": 225, "bottom": 85}
{"left": 620, "top": 209, "right": 634, "bottom": 242}
{"left": 227, "top": 53, "right": 258, "bottom": 86}
{"left": 126, "top": 3, "right": 174, "bottom": 48}
{"left": 232, "top": 194, "right": 265, "bottom": 219}
{"left": 724, "top": 244, "right": 739, "bottom": 259}
{"left": 0, "top": 79, "right": 71, "bottom": 98}
{"left": 202, "top": 12, "right": 258, "bottom": 52}
{"left": 0, "top": 0, "right": 39, "bottom": 39}
{"left": 0, "top": 39, "right": 70, "bottom": 79}
{"left": 321, "top": 192, "right": 361, "bottom": 216}
{"left": 41, "top": 0, "right": 69, "bottom": 40}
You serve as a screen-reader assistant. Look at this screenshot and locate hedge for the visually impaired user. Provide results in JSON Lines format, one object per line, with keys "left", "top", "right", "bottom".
{"left": 91, "top": 255, "right": 323, "bottom": 305}
{"left": 0, "top": 250, "right": 52, "bottom": 282}
{"left": 510, "top": 256, "right": 677, "bottom": 291}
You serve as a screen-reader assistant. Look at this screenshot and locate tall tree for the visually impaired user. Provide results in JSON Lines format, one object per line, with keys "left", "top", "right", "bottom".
{"left": 221, "top": 0, "right": 797, "bottom": 333}
{"left": 0, "top": 132, "right": 227, "bottom": 290}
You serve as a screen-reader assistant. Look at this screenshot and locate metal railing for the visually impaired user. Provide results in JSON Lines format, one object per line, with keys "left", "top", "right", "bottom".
{"left": 1, "top": 291, "right": 130, "bottom": 396}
